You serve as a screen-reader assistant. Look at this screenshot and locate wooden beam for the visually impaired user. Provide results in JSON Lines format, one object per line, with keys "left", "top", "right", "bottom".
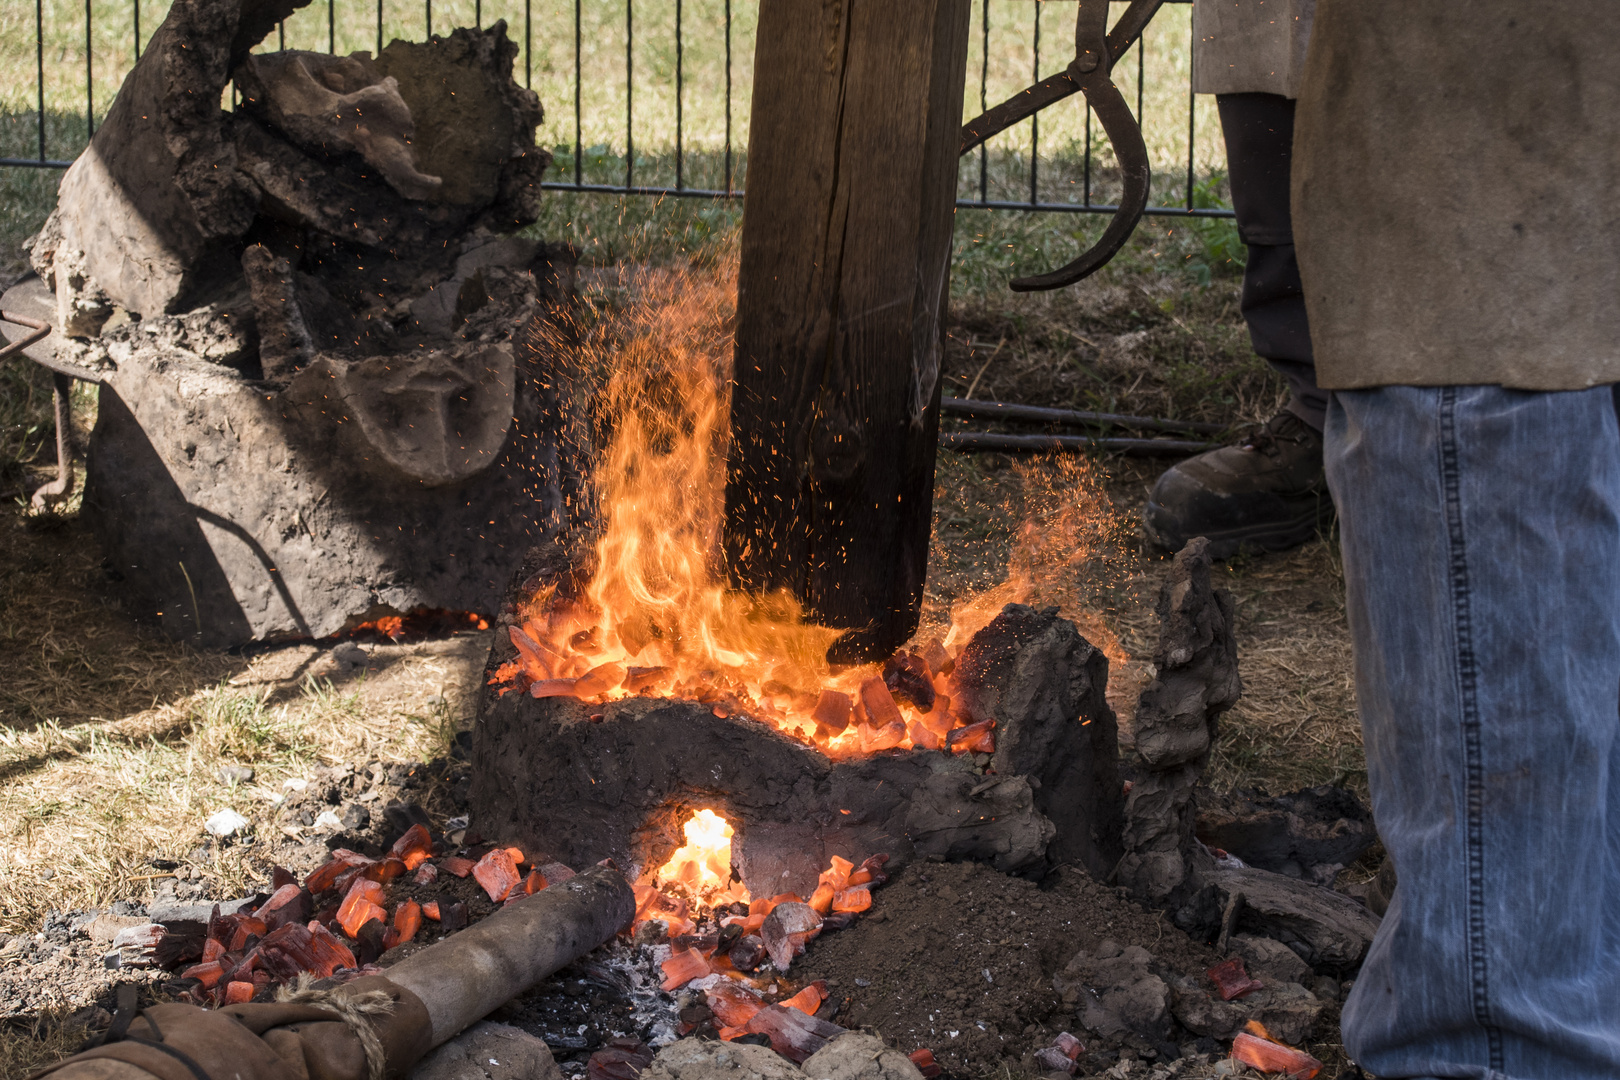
{"left": 725, "top": 0, "right": 971, "bottom": 662}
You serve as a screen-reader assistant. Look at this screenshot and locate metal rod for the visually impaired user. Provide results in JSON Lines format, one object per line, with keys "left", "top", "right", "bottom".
{"left": 524, "top": 0, "right": 531, "bottom": 87}
{"left": 1136, "top": 34, "right": 1144, "bottom": 122}
{"left": 0, "top": 310, "right": 53, "bottom": 363}
{"left": 0, "top": 156, "right": 1237, "bottom": 221}
{"left": 475, "top": 0, "right": 481, "bottom": 30}
{"left": 1029, "top": 1, "right": 1039, "bottom": 207}
{"left": 328, "top": 0, "right": 335, "bottom": 54}
{"left": 1083, "top": 102, "right": 1091, "bottom": 206}
{"left": 952, "top": 196, "right": 1232, "bottom": 218}
{"left": 941, "top": 432, "right": 1217, "bottom": 456}
{"left": 625, "top": 0, "right": 633, "bottom": 189}
{"left": 940, "top": 396, "right": 1226, "bottom": 435}
{"left": 723, "top": 0, "right": 732, "bottom": 193}
{"left": 574, "top": 0, "right": 582, "bottom": 186}
{"left": 979, "top": 0, "right": 988, "bottom": 203}
{"left": 377, "top": 0, "right": 383, "bottom": 58}
{"left": 133, "top": 0, "right": 140, "bottom": 61}
{"left": 36, "top": 0, "right": 46, "bottom": 162}
{"left": 85, "top": 0, "right": 94, "bottom": 139}
{"left": 279, "top": 20, "right": 286, "bottom": 49}
{"left": 540, "top": 182, "right": 742, "bottom": 199}
{"left": 1186, "top": 15, "right": 1195, "bottom": 210}
{"left": 675, "top": 0, "right": 683, "bottom": 190}
{"left": 425, "top": 0, "right": 431, "bottom": 40}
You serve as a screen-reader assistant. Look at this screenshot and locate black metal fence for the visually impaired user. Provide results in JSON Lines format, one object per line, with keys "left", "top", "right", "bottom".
{"left": 1, "top": 0, "right": 1231, "bottom": 220}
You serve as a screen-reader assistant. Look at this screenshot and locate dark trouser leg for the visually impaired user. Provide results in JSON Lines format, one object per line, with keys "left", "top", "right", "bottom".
{"left": 1216, "top": 93, "right": 1324, "bottom": 432}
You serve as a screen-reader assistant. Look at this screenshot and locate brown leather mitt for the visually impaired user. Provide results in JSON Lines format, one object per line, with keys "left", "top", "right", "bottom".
{"left": 29, "top": 976, "right": 433, "bottom": 1080}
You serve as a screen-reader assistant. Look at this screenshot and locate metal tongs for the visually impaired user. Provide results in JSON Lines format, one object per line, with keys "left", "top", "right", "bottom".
{"left": 959, "top": 0, "right": 1164, "bottom": 291}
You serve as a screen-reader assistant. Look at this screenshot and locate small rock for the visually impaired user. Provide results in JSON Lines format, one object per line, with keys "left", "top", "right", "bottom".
{"left": 204, "top": 809, "right": 250, "bottom": 838}
{"left": 410, "top": 1021, "right": 563, "bottom": 1080}
{"left": 332, "top": 642, "right": 368, "bottom": 670}
{"left": 340, "top": 803, "right": 371, "bottom": 831}
{"left": 86, "top": 914, "right": 151, "bottom": 945}
{"left": 1230, "top": 934, "right": 1311, "bottom": 985}
{"left": 313, "top": 809, "right": 343, "bottom": 831}
{"left": 385, "top": 800, "right": 434, "bottom": 836}
{"left": 802, "top": 1032, "right": 928, "bottom": 1080}
{"left": 640, "top": 1038, "right": 804, "bottom": 1080}
{"left": 1055, "top": 943, "right": 1173, "bottom": 1042}
{"left": 218, "top": 765, "right": 255, "bottom": 786}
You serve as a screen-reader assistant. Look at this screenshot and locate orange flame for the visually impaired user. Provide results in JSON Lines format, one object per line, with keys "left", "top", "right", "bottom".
{"left": 495, "top": 261, "right": 1127, "bottom": 754}
{"left": 654, "top": 808, "right": 750, "bottom": 905}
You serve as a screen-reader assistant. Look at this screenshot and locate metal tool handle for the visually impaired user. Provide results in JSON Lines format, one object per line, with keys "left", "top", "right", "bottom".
{"left": 958, "top": 0, "right": 1165, "bottom": 292}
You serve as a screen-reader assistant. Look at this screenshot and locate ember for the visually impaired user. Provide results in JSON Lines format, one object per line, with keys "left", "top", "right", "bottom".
{"left": 652, "top": 809, "right": 748, "bottom": 905}
{"left": 1231, "top": 1029, "right": 1323, "bottom": 1078}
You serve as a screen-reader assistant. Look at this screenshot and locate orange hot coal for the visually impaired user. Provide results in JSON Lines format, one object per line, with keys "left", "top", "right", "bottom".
{"left": 490, "top": 263, "right": 1129, "bottom": 756}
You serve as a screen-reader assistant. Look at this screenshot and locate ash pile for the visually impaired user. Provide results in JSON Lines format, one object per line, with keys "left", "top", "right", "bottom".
{"left": 3, "top": 0, "right": 583, "bottom": 647}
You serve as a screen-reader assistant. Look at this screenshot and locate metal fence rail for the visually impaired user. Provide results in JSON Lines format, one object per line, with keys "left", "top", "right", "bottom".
{"left": 1, "top": 0, "right": 1232, "bottom": 220}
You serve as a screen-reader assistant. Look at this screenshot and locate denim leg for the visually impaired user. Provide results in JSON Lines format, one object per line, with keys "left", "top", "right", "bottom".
{"left": 1326, "top": 385, "right": 1620, "bottom": 1079}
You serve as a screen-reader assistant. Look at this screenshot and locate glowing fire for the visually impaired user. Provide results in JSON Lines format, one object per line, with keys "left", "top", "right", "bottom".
{"left": 492, "top": 261, "right": 1127, "bottom": 754}
{"left": 654, "top": 808, "right": 749, "bottom": 904}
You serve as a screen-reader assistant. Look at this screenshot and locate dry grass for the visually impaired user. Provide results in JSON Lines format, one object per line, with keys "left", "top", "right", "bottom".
{"left": 0, "top": 1007, "right": 94, "bottom": 1077}
{"left": 0, "top": 500, "right": 489, "bottom": 932}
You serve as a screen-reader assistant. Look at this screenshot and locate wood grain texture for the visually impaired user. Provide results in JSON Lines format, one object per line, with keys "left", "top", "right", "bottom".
{"left": 725, "top": 0, "right": 970, "bottom": 661}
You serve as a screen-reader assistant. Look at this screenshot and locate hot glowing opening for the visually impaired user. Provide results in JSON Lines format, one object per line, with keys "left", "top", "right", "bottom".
{"left": 652, "top": 809, "right": 750, "bottom": 906}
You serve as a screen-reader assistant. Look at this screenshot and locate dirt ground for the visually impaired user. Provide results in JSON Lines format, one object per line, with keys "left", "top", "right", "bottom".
{"left": 0, "top": 247, "right": 1369, "bottom": 1078}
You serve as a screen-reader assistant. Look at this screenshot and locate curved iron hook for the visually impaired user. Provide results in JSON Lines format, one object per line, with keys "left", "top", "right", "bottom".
{"left": 959, "top": 0, "right": 1165, "bottom": 292}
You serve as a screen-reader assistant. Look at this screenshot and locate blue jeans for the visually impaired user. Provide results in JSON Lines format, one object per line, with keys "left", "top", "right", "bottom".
{"left": 1326, "top": 385, "right": 1620, "bottom": 1079}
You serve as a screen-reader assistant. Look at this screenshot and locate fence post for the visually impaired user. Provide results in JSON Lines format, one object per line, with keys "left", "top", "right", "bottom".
{"left": 724, "top": 0, "right": 972, "bottom": 662}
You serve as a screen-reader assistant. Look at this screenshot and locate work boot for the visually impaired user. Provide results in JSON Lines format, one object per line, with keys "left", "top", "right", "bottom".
{"left": 1143, "top": 411, "right": 1332, "bottom": 558}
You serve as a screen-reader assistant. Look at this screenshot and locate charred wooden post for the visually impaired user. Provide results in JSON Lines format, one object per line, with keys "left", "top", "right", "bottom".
{"left": 724, "top": 0, "right": 971, "bottom": 662}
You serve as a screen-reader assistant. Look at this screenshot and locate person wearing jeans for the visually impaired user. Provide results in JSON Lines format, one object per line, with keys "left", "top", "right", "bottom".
{"left": 1144, "top": 1, "right": 1329, "bottom": 558}
{"left": 1295, "top": 3, "right": 1620, "bottom": 1075}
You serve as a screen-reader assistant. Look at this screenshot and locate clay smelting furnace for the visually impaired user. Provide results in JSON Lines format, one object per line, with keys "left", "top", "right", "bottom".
{"left": 3, "top": 0, "right": 583, "bottom": 646}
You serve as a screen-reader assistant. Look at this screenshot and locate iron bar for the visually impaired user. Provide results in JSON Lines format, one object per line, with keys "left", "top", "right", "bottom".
{"left": 939, "top": 396, "right": 1226, "bottom": 436}
{"left": 723, "top": 0, "right": 732, "bottom": 192}
{"left": 541, "top": 182, "right": 740, "bottom": 199}
{"left": 625, "top": 0, "right": 633, "bottom": 189}
{"left": 133, "top": 0, "right": 140, "bottom": 60}
{"left": 978, "top": 0, "right": 988, "bottom": 203}
{"left": 1186, "top": 15, "right": 1195, "bottom": 210}
{"left": 1029, "top": 1, "right": 1039, "bottom": 206}
{"left": 524, "top": 0, "right": 530, "bottom": 87}
{"left": 1083, "top": 102, "right": 1090, "bottom": 206}
{"left": 425, "top": 0, "right": 431, "bottom": 40}
{"left": 377, "top": 0, "right": 383, "bottom": 59}
{"left": 475, "top": 0, "right": 481, "bottom": 31}
{"left": 953, "top": 197, "right": 1230, "bottom": 218}
{"left": 941, "top": 432, "right": 1216, "bottom": 456}
{"left": 328, "top": 0, "right": 335, "bottom": 53}
{"left": 1136, "top": 34, "right": 1144, "bottom": 122}
{"left": 675, "top": 0, "right": 683, "bottom": 190}
{"left": 36, "top": 0, "right": 46, "bottom": 162}
{"left": 574, "top": 0, "right": 582, "bottom": 186}
{"left": 85, "top": 0, "right": 94, "bottom": 139}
